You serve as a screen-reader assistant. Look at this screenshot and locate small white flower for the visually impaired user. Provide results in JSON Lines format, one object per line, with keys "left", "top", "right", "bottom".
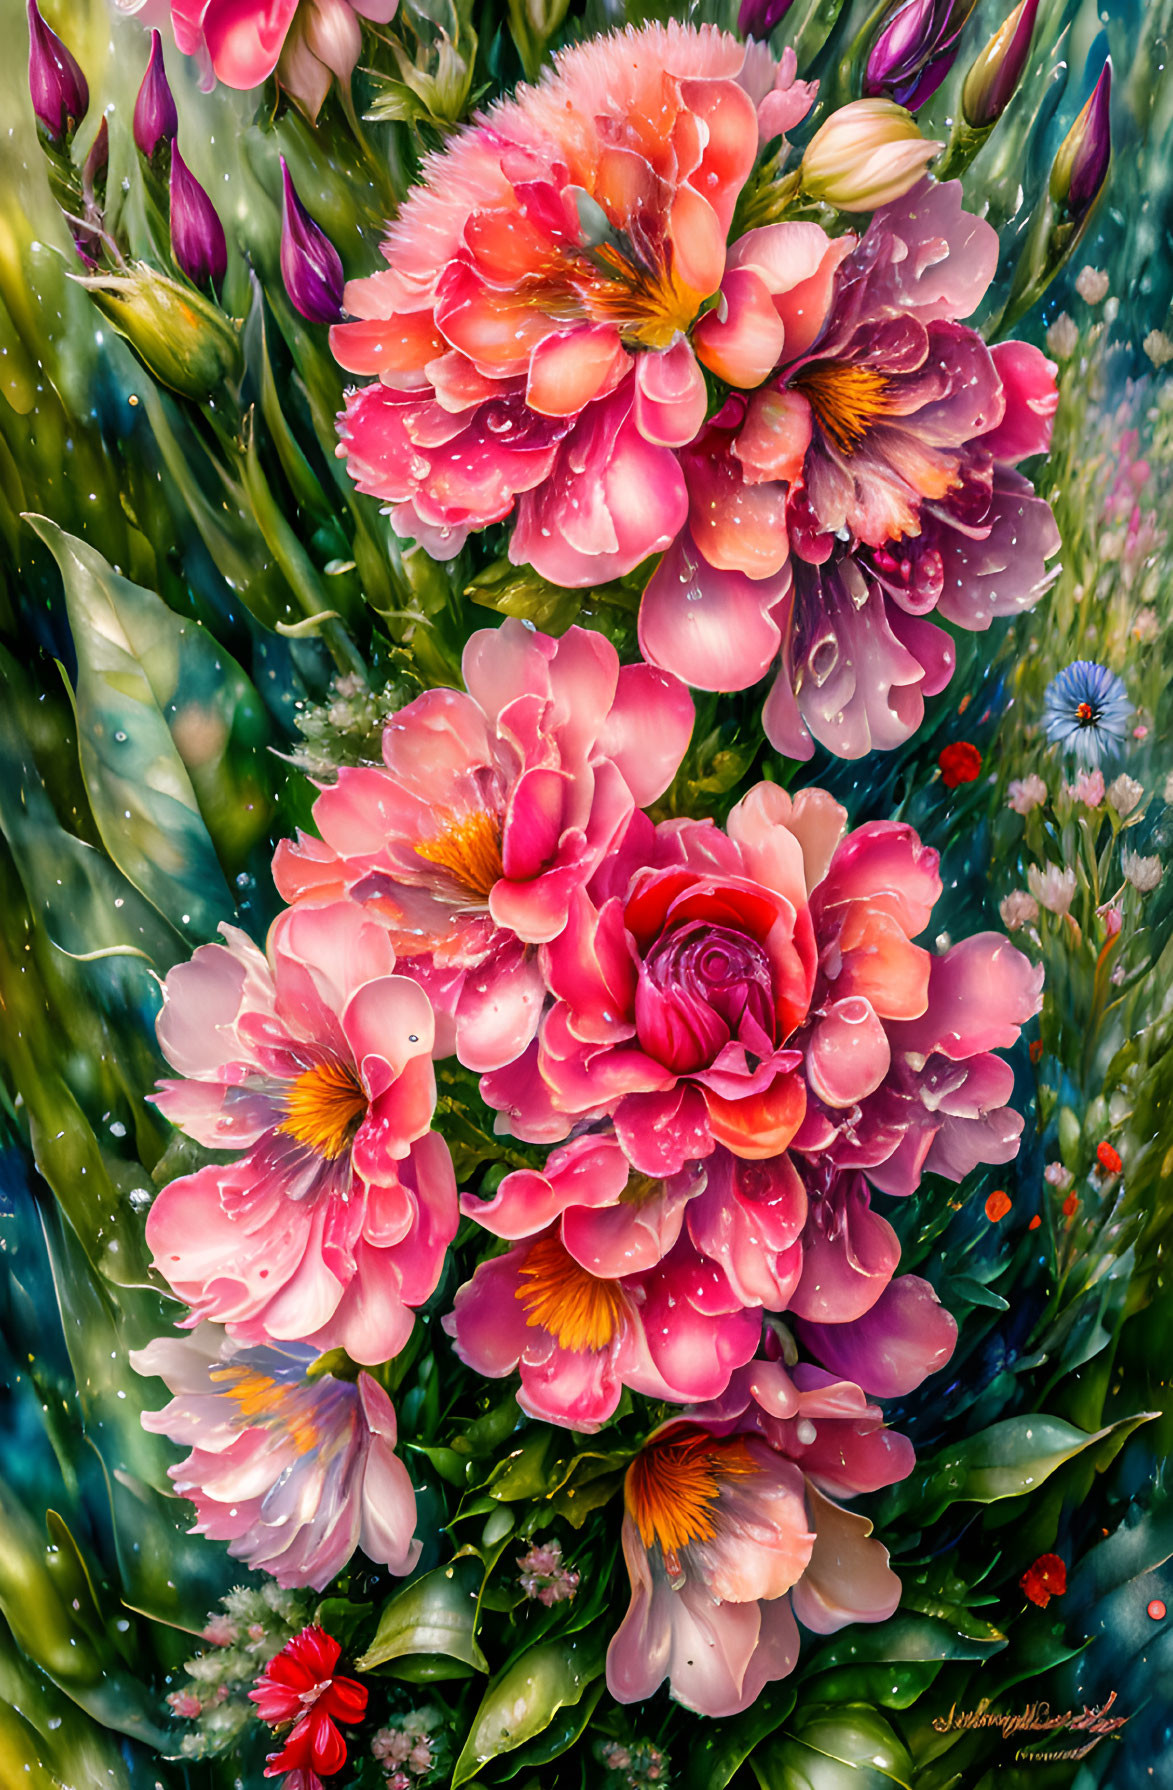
{"left": 1007, "top": 774, "right": 1048, "bottom": 815}
{"left": 1122, "top": 848, "right": 1162, "bottom": 892}
{"left": 1106, "top": 774, "right": 1144, "bottom": 817}
{"left": 1027, "top": 863, "right": 1077, "bottom": 914}
{"left": 1143, "top": 329, "right": 1173, "bottom": 368}
{"left": 1046, "top": 313, "right": 1079, "bottom": 359}
{"left": 1044, "top": 1161, "right": 1074, "bottom": 1191}
{"left": 1075, "top": 266, "right": 1109, "bottom": 303}
{"left": 999, "top": 890, "right": 1039, "bottom": 931}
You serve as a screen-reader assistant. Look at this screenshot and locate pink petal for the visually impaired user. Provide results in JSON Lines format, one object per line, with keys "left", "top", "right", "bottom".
{"left": 639, "top": 533, "right": 789, "bottom": 692}
{"left": 694, "top": 268, "right": 785, "bottom": 389}
{"left": 633, "top": 340, "right": 709, "bottom": 448}
{"left": 981, "top": 341, "right": 1059, "bottom": 462}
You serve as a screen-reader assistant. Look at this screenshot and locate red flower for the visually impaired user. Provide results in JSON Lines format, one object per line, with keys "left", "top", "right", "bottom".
{"left": 984, "top": 1189, "right": 1012, "bottom": 1221}
{"left": 938, "top": 742, "right": 983, "bottom": 788}
{"left": 249, "top": 1626, "right": 367, "bottom": 1786}
{"left": 1096, "top": 1141, "right": 1123, "bottom": 1175}
{"left": 1020, "top": 1553, "right": 1067, "bottom": 1608}
{"left": 1062, "top": 1192, "right": 1079, "bottom": 1218}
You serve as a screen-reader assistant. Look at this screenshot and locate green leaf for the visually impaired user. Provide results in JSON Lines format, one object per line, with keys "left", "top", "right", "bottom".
{"left": 754, "top": 1705, "right": 913, "bottom": 1790}
{"left": 25, "top": 516, "right": 235, "bottom": 941}
{"left": 451, "top": 1630, "right": 605, "bottom": 1786}
{"left": 0, "top": 648, "right": 183, "bottom": 968}
{"left": 808, "top": 1611, "right": 1006, "bottom": 1669}
{"left": 682, "top": 1685, "right": 798, "bottom": 1790}
{"left": 882, "top": 1412, "right": 1158, "bottom": 1524}
{"left": 496, "top": 1680, "right": 605, "bottom": 1779}
{"left": 357, "top": 1559, "right": 489, "bottom": 1675}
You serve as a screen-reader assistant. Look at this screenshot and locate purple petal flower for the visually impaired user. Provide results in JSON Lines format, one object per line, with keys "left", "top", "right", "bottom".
{"left": 280, "top": 157, "right": 345, "bottom": 324}
{"left": 1050, "top": 61, "right": 1111, "bottom": 220}
{"left": 738, "top": 0, "right": 797, "bottom": 38}
{"left": 961, "top": 0, "right": 1040, "bottom": 128}
{"left": 170, "top": 144, "right": 228, "bottom": 294}
{"left": 134, "top": 29, "right": 178, "bottom": 161}
{"left": 27, "top": 0, "right": 88, "bottom": 144}
{"left": 864, "top": 0, "right": 978, "bottom": 112}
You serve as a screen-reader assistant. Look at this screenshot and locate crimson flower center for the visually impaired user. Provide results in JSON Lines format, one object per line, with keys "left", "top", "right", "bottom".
{"left": 279, "top": 1060, "right": 367, "bottom": 1160}
{"left": 515, "top": 1234, "right": 629, "bottom": 1352}
{"left": 791, "top": 360, "right": 893, "bottom": 453}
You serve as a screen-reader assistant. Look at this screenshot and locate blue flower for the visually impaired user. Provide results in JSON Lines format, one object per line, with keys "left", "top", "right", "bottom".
{"left": 1042, "top": 661, "right": 1131, "bottom": 766}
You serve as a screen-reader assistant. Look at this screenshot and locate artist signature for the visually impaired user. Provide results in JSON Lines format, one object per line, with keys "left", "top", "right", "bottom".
{"left": 932, "top": 1693, "right": 1130, "bottom": 1761}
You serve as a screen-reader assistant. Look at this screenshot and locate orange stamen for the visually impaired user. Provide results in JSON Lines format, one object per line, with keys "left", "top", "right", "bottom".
{"left": 625, "top": 1427, "right": 759, "bottom": 1559}
{"left": 279, "top": 1060, "right": 366, "bottom": 1159}
{"left": 414, "top": 809, "right": 504, "bottom": 901}
{"left": 791, "top": 361, "right": 892, "bottom": 453}
{"left": 515, "top": 1234, "right": 629, "bottom": 1353}
{"left": 210, "top": 1366, "right": 321, "bottom": 1452}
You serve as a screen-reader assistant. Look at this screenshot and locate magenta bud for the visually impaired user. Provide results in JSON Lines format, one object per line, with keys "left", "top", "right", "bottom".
{"left": 27, "top": 0, "right": 88, "bottom": 144}
{"left": 170, "top": 144, "right": 228, "bottom": 294}
{"left": 961, "top": 0, "right": 1039, "bottom": 127}
{"left": 737, "top": 0, "right": 796, "bottom": 36}
{"left": 1050, "top": 60, "right": 1112, "bottom": 219}
{"left": 134, "top": 30, "right": 178, "bottom": 161}
{"left": 279, "top": 157, "right": 344, "bottom": 324}
{"left": 864, "top": 0, "right": 978, "bottom": 111}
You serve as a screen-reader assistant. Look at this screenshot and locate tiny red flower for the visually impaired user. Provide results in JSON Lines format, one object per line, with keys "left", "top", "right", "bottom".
{"left": 1062, "top": 1192, "right": 1079, "bottom": 1218}
{"left": 1020, "top": 1553, "right": 1067, "bottom": 1608}
{"left": 938, "top": 741, "right": 983, "bottom": 787}
{"left": 249, "top": 1626, "right": 367, "bottom": 1786}
{"left": 1028, "top": 1214, "right": 1042, "bottom": 1231}
{"left": 1096, "top": 1141, "right": 1123, "bottom": 1174}
{"left": 985, "top": 1189, "right": 1012, "bottom": 1221}
{"left": 1029, "top": 1039, "right": 1044, "bottom": 1064}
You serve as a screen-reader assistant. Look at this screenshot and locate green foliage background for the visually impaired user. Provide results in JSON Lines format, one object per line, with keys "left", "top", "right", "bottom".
{"left": 1, "top": 0, "right": 1172, "bottom": 1787}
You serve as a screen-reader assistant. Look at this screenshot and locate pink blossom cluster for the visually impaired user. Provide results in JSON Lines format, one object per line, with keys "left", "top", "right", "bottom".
{"left": 136, "top": 617, "right": 1040, "bottom": 1715}
{"left": 330, "top": 22, "right": 1060, "bottom": 758}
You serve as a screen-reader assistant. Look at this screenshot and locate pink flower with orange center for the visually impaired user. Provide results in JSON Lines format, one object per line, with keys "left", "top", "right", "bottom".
{"left": 146, "top": 901, "right": 457, "bottom": 1365}
{"left": 331, "top": 23, "right": 815, "bottom": 578}
{"left": 606, "top": 1360, "right": 913, "bottom": 1716}
{"left": 443, "top": 1227, "right": 761, "bottom": 1432}
{"left": 274, "top": 619, "right": 693, "bottom": 1073}
{"left": 639, "top": 180, "right": 1061, "bottom": 758}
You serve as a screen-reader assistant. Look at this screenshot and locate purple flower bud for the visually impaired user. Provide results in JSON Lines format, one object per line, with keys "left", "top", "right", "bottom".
{"left": 961, "top": 0, "right": 1039, "bottom": 128}
{"left": 864, "top": 0, "right": 978, "bottom": 111}
{"left": 27, "top": 0, "right": 88, "bottom": 144}
{"left": 1050, "top": 61, "right": 1112, "bottom": 219}
{"left": 279, "top": 157, "right": 345, "bottom": 324}
{"left": 170, "top": 144, "right": 228, "bottom": 295}
{"left": 134, "top": 30, "right": 178, "bottom": 161}
{"left": 737, "top": 0, "right": 796, "bottom": 36}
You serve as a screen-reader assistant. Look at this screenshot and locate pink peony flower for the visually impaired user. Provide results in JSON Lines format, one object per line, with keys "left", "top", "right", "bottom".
{"left": 486, "top": 781, "right": 1040, "bottom": 1202}
{"left": 639, "top": 181, "right": 1061, "bottom": 758}
{"left": 118, "top": 0, "right": 398, "bottom": 116}
{"left": 145, "top": 900, "right": 457, "bottom": 1364}
{"left": 606, "top": 1358, "right": 912, "bottom": 1716}
{"left": 443, "top": 1228, "right": 761, "bottom": 1431}
{"left": 132, "top": 1325, "right": 420, "bottom": 1590}
{"left": 483, "top": 785, "right": 839, "bottom": 1175}
{"left": 331, "top": 24, "right": 813, "bottom": 574}
{"left": 274, "top": 620, "right": 693, "bottom": 1073}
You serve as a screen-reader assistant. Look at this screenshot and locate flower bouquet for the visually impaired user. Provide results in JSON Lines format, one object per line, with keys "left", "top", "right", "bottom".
{"left": 1, "top": 0, "right": 1171, "bottom": 1786}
